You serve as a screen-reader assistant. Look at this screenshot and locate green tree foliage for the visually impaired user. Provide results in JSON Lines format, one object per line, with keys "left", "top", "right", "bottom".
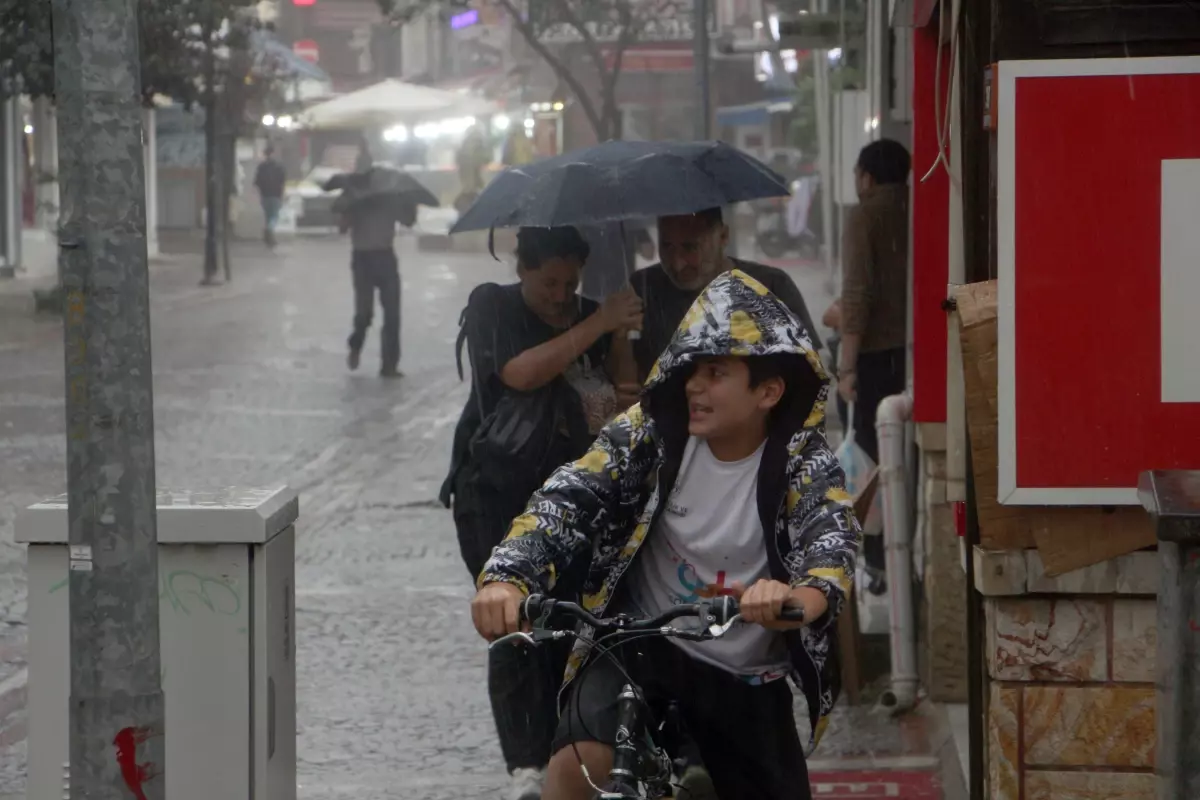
{"left": 0, "top": 0, "right": 263, "bottom": 106}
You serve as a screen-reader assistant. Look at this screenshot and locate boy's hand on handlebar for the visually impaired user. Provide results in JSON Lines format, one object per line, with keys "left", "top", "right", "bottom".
{"left": 471, "top": 582, "right": 528, "bottom": 642}
{"left": 734, "top": 580, "right": 822, "bottom": 631}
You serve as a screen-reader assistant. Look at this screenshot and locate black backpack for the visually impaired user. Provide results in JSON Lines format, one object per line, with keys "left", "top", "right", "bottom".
{"left": 452, "top": 290, "right": 590, "bottom": 501}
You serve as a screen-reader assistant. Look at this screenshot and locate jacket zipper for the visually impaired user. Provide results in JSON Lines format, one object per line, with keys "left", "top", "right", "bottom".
{"left": 774, "top": 490, "right": 825, "bottom": 751}
{"left": 563, "top": 462, "right": 669, "bottom": 691}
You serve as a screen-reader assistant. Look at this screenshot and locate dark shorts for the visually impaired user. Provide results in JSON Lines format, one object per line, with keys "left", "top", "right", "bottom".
{"left": 552, "top": 637, "right": 812, "bottom": 799}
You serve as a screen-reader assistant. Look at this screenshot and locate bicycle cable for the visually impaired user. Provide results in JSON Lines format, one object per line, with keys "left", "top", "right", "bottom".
{"left": 565, "top": 626, "right": 701, "bottom": 798}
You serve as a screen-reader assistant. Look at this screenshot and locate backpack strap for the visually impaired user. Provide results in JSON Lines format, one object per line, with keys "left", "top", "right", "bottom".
{"left": 455, "top": 304, "right": 469, "bottom": 381}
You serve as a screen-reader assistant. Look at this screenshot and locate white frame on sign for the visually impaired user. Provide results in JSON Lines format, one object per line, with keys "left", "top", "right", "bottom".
{"left": 996, "top": 55, "right": 1200, "bottom": 506}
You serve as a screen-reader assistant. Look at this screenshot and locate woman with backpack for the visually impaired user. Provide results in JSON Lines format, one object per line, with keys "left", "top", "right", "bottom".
{"left": 439, "top": 225, "right": 642, "bottom": 800}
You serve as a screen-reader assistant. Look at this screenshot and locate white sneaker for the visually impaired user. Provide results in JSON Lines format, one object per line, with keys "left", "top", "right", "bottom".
{"left": 506, "top": 767, "right": 544, "bottom": 800}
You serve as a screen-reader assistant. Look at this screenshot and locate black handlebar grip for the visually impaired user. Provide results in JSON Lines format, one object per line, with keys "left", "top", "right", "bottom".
{"left": 521, "top": 594, "right": 549, "bottom": 621}
{"left": 711, "top": 596, "right": 806, "bottom": 625}
{"left": 777, "top": 604, "right": 807, "bottom": 623}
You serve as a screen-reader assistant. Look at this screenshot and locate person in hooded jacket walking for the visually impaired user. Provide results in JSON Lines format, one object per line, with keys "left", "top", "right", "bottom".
{"left": 471, "top": 270, "right": 861, "bottom": 800}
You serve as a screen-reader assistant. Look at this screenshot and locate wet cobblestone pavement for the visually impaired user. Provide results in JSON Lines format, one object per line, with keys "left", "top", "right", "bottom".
{"left": 0, "top": 235, "right": 964, "bottom": 798}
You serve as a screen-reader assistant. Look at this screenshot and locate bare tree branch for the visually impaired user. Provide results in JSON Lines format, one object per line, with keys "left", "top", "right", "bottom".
{"left": 603, "top": 0, "right": 639, "bottom": 136}
{"left": 493, "top": 0, "right": 608, "bottom": 140}
{"left": 376, "top": 0, "right": 695, "bottom": 142}
{"left": 548, "top": 1, "right": 607, "bottom": 78}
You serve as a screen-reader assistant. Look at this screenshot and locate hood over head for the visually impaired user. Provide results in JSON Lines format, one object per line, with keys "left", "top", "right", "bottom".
{"left": 642, "top": 269, "right": 830, "bottom": 438}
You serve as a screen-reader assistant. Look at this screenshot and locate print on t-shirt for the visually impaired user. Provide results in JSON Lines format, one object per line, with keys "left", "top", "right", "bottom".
{"left": 622, "top": 437, "right": 791, "bottom": 681}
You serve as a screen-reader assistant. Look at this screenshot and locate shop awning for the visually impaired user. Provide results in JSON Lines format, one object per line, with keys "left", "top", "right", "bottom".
{"left": 298, "top": 79, "right": 496, "bottom": 130}
{"left": 716, "top": 99, "right": 795, "bottom": 128}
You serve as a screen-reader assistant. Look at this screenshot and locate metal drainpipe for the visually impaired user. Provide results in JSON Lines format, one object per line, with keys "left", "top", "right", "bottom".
{"left": 875, "top": 392, "right": 918, "bottom": 712}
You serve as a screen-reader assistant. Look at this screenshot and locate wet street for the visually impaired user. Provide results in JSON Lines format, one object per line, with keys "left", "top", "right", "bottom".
{"left": 0, "top": 235, "right": 962, "bottom": 798}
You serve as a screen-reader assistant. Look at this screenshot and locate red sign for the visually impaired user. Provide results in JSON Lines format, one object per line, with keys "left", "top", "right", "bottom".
{"left": 909, "top": 23, "right": 950, "bottom": 423}
{"left": 997, "top": 56, "right": 1200, "bottom": 505}
{"left": 293, "top": 39, "right": 320, "bottom": 63}
{"left": 293, "top": 0, "right": 316, "bottom": 6}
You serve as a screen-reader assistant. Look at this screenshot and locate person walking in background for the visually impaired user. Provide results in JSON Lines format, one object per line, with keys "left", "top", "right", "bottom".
{"left": 440, "top": 226, "right": 642, "bottom": 800}
{"left": 339, "top": 155, "right": 411, "bottom": 378}
{"left": 253, "top": 145, "right": 286, "bottom": 249}
{"left": 835, "top": 139, "right": 910, "bottom": 463}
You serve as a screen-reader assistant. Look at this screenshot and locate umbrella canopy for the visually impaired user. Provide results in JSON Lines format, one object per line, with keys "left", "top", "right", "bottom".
{"left": 298, "top": 78, "right": 495, "bottom": 131}
{"left": 450, "top": 140, "right": 790, "bottom": 234}
{"left": 326, "top": 167, "right": 440, "bottom": 214}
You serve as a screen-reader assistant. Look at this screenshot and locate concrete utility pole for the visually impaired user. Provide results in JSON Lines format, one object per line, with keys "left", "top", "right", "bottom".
{"left": 0, "top": 96, "right": 20, "bottom": 279}
{"left": 49, "top": 0, "right": 166, "bottom": 797}
{"left": 203, "top": 7, "right": 221, "bottom": 284}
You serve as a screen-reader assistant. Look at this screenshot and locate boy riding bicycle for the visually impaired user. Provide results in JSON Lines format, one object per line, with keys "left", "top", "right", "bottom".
{"left": 472, "top": 270, "right": 861, "bottom": 800}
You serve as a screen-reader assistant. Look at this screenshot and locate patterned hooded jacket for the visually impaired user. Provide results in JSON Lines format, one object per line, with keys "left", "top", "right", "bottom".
{"left": 479, "top": 269, "right": 861, "bottom": 751}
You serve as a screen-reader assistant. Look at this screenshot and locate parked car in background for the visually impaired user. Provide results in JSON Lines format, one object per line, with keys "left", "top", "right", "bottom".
{"left": 287, "top": 165, "right": 342, "bottom": 229}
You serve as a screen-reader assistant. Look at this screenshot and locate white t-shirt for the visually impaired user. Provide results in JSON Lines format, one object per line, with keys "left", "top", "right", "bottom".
{"left": 622, "top": 437, "right": 791, "bottom": 683}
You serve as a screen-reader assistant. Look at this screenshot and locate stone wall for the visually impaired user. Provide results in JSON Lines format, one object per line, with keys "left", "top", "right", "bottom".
{"left": 976, "top": 548, "right": 1158, "bottom": 800}
{"left": 918, "top": 424, "right": 969, "bottom": 702}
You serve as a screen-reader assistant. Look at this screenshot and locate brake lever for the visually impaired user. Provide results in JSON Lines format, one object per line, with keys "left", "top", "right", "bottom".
{"left": 707, "top": 613, "right": 741, "bottom": 638}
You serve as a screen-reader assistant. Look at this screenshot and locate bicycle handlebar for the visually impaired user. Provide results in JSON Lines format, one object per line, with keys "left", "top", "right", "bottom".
{"left": 522, "top": 593, "right": 806, "bottom": 632}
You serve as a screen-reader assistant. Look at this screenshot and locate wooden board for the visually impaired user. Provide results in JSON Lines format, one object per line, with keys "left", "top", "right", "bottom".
{"left": 954, "top": 281, "right": 1157, "bottom": 573}
{"left": 1031, "top": 508, "right": 1155, "bottom": 576}
{"left": 955, "top": 281, "right": 1037, "bottom": 549}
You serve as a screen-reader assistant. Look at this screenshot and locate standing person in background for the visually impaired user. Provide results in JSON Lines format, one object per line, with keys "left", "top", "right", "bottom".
{"left": 253, "top": 145, "right": 286, "bottom": 249}
{"left": 339, "top": 155, "right": 411, "bottom": 378}
{"left": 835, "top": 139, "right": 910, "bottom": 463}
{"left": 354, "top": 138, "right": 374, "bottom": 173}
{"left": 440, "top": 226, "right": 642, "bottom": 800}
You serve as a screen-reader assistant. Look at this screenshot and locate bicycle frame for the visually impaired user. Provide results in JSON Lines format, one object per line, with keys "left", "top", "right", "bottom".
{"left": 492, "top": 595, "right": 805, "bottom": 799}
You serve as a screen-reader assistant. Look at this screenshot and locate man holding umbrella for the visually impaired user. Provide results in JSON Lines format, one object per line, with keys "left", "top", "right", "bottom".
{"left": 630, "top": 207, "right": 822, "bottom": 382}
{"left": 331, "top": 154, "right": 437, "bottom": 378}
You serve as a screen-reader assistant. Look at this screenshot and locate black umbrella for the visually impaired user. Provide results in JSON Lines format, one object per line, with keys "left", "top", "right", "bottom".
{"left": 450, "top": 139, "right": 790, "bottom": 234}
{"left": 325, "top": 166, "right": 440, "bottom": 215}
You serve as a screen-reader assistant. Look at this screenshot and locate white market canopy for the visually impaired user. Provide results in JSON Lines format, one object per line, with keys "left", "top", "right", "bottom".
{"left": 298, "top": 78, "right": 496, "bottom": 131}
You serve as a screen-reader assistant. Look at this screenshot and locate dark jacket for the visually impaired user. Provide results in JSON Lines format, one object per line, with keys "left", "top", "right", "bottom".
{"left": 253, "top": 160, "right": 286, "bottom": 199}
{"left": 479, "top": 269, "right": 861, "bottom": 753}
{"left": 840, "top": 183, "right": 908, "bottom": 352}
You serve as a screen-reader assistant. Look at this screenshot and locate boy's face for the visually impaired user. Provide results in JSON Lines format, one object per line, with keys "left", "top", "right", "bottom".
{"left": 684, "top": 357, "right": 784, "bottom": 440}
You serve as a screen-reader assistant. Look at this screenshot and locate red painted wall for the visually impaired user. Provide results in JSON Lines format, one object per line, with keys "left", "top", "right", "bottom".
{"left": 910, "top": 23, "right": 951, "bottom": 423}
